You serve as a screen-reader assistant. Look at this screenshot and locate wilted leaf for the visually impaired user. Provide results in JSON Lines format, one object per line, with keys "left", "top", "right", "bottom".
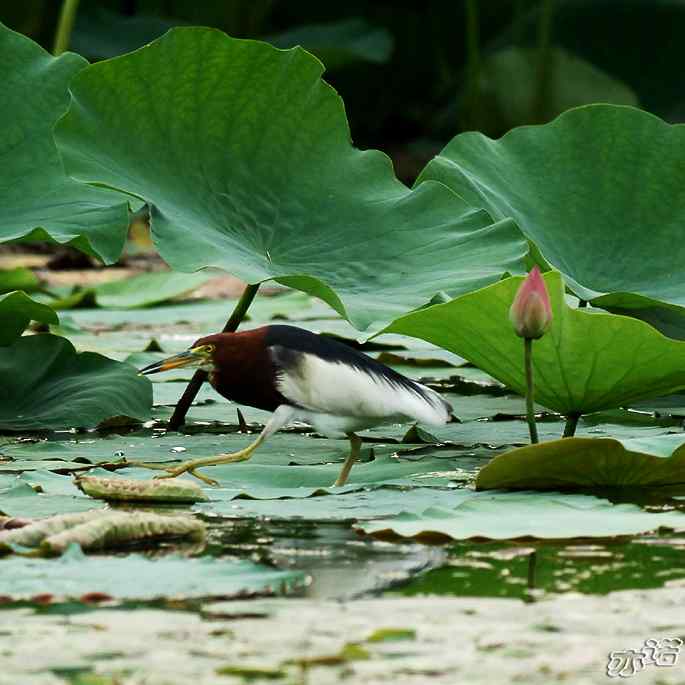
{"left": 41, "top": 511, "right": 204, "bottom": 555}
{"left": 77, "top": 475, "right": 207, "bottom": 502}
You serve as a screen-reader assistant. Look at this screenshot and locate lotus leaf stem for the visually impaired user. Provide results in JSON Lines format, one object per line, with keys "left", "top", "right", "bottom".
{"left": 562, "top": 412, "right": 581, "bottom": 438}
{"left": 168, "top": 282, "right": 260, "bottom": 430}
{"left": 524, "top": 337, "right": 539, "bottom": 444}
{"left": 53, "top": 0, "right": 80, "bottom": 55}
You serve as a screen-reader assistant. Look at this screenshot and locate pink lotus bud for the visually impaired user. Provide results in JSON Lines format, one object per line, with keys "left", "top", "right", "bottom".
{"left": 509, "top": 266, "right": 552, "bottom": 339}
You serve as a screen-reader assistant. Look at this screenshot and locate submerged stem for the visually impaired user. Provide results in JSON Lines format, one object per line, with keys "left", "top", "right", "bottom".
{"left": 167, "top": 282, "right": 260, "bottom": 431}
{"left": 53, "top": 0, "right": 80, "bottom": 55}
{"left": 524, "top": 337, "right": 539, "bottom": 444}
{"left": 562, "top": 412, "right": 580, "bottom": 438}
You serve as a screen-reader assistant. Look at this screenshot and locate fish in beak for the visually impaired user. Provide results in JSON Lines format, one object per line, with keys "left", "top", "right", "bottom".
{"left": 139, "top": 348, "right": 209, "bottom": 376}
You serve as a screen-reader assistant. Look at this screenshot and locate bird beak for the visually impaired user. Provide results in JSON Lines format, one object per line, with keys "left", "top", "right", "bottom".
{"left": 138, "top": 349, "right": 206, "bottom": 376}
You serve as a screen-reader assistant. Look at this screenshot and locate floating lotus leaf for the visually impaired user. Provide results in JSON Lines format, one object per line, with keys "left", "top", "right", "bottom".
{"left": 1, "top": 432, "right": 476, "bottom": 498}
{"left": 0, "top": 544, "right": 304, "bottom": 600}
{"left": 196, "top": 487, "right": 467, "bottom": 521}
{"left": 475, "top": 435, "right": 685, "bottom": 490}
{"left": 357, "top": 492, "right": 685, "bottom": 541}
{"left": 0, "top": 23, "right": 129, "bottom": 262}
{"left": 43, "top": 270, "right": 215, "bottom": 310}
{"left": 0, "top": 334, "right": 152, "bottom": 431}
{"left": 418, "top": 104, "right": 685, "bottom": 326}
{"left": 383, "top": 271, "right": 685, "bottom": 415}
{"left": 65, "top": 291, "right": 332, "bottom": 332}
{"left": 55, "top": 27, "right": 527, "bottom": 329}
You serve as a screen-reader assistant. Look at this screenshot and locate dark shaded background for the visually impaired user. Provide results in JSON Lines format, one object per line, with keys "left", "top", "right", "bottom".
{"left": 3, "top": 0, "right": 684, "bottom": 182}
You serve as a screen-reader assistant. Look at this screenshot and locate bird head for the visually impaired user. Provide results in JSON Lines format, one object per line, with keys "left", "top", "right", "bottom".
{"left": 138, "top": 335, "right": 220, "bottom": 376}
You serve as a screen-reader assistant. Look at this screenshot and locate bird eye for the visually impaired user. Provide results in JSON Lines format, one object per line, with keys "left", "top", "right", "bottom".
{"left": 205, "top": 344, "right": 215, "bottom": 353}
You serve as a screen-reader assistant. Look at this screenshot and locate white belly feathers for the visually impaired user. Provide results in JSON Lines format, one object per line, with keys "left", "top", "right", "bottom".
{"left": 273, "top": 350, "right": 451, "bottom": 428}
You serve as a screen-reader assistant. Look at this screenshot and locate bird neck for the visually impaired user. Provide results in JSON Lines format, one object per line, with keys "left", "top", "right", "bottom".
{"left": 209, "top": 328, "right": 286, "bottom": 412}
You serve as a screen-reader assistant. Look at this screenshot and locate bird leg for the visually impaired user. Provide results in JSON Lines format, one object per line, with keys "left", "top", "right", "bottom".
{"left": 151, "top": 405, "right": 296, "bottom": 486}
{"left": 333, "top": 433, "right": 362, "bottom": 487}
{"left": 154, "top": 436, "right": 266, "bottom": 486}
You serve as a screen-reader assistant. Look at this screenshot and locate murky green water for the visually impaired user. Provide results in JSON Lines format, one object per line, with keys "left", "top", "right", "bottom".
{"left": 198, "top": 514, "right": 685, "bottom": 601}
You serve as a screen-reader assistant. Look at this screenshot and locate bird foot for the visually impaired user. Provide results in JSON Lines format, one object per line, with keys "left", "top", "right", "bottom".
{"left": 153, "top": 464, "right": 219, "bottom": 487}
{"left": 123, "top": 459, "right": 220, "bottom": 486}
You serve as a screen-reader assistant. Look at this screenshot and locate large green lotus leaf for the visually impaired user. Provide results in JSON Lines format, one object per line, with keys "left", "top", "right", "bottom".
{"left": 54, "top": 27, "right": 527, "bottom": 330}
{"left": 418, "top": 104, "right": 685, "bottom": 319}
{"left": 475, "top": 435, "right": 685, "bottom": 490}
{"left": 0, "top": 334, "right": 152, "bottom": 431}
{"left": 0, "top": 23, "right": 129, "bottom": 262}
{"left": 383, "top": 271, "right": 685, "bottom": 415}
{"left": 357, "top": 492, "right": 685, "bottom": 541}
{"left": 0, "top": 544, "right": 304, "bottom": 600}
{"left": 0, "top": 291, "right": 58, "bottom": 345}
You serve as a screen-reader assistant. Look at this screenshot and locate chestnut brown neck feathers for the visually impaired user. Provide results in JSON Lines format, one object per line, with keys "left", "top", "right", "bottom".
{"left": 194, "top": 328, "right": 288, "bottom": 412}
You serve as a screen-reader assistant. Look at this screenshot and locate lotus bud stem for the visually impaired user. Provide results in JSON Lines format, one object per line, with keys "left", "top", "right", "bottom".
{"left": 510, "top": 267, "right": 553, "bottom": 445}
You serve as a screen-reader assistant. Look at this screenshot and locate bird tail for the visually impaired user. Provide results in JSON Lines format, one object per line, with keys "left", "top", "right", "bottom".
{"left": 414, "top": 383, "right": 453, "bottom": 426}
